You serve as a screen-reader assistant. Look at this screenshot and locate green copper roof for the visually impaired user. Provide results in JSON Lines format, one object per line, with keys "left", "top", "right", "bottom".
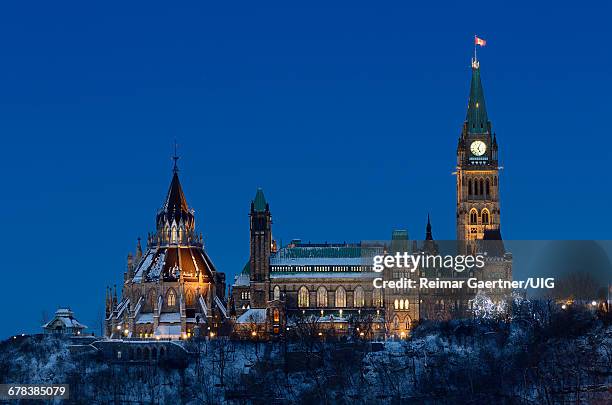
{"left": 242, "top": 261, "right": 250, "bottom": 275}
{"left": 466, "top": 63, "right": 489, "bottom": 134}
{"left": 253, "top": 188, "right": 267, "bottom": 212}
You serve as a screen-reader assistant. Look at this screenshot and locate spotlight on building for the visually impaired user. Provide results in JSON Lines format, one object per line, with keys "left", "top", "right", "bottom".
{"left": 561, "top": 304, "right": 567, "bottom": 310}
{"left": 591, "top": 301, "right": 597, "bottom": 306}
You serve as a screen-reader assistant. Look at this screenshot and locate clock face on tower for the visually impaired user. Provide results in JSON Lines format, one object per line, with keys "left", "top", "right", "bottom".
{"left": 470, "top": 140, "right": 487, "bottom": 156}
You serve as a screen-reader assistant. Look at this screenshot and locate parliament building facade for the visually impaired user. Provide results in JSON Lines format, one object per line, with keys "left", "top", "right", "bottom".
{"left": 105, "top": 56, "right": 512, "bottom": 340}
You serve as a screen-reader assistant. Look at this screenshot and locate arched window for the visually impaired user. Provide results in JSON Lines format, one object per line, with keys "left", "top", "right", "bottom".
{"left": 494, "top": 176, "right": 498, "bottom": 186}
{"left": 404, "top": 299, "right": 409, "bottom": 309}
{"left": 316, "top": 286, "right": 328, "bottom": 307}
{"left": 167, "top": 289, "right": 176, "bottom": 307}
{"left": 372, "top": 288, "right": 382, "bottom": 307}
{"left": 485, "top": 179, "right": 490, "bottom": 197}
{"left": 474, "top": 179, "right": 479, "bottom": 195}
{"left": 159, "top": 347, "right": 165, "bottom": 358}
{"left": 354, "top": 286, "right": 365, "bottom": 308}
{"left": 298, "top": 286, "right": 309, "bottom": 308}
{"left": 468, "top": 179, "right": 473, "bottom": 196}
{"left": 171, "top": 225, "right": 177, "bottom": 243}
{"left": 273, "top": 285, "right": 281, "bottom": 301}
{"left": 394, "top": 299, "right": 399, "bottom": 310}
{"left": 335, "top": 286, "right": 346, "bottom": 308}
{"left": 399, "top": 299, "right": 404, "bottom": 310}
{"left": 405, "top": 316, "right": 412, "bottom": 329}
{"left": 481, "top": 209, "right": 490, "bottom": 225}
{"left": 470, "top": 209, "right": 478, "bottom": 224}
{"left": 479, "top": 179, "right": 484, "bottom": 196}
{"left": 185, "top": 289, "right": 194, "bottom": 306}
{"left": 273, "top": 308, "right": 280, "bottom": 322}
{"left": 151, "top": 347, "right": 157, "bottom": 359}
{"left": 393, "top": 315, "right": 399, "bottom": 329}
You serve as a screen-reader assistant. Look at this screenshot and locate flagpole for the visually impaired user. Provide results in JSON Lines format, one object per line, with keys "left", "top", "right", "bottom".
{"left": 474, "top": 35, "right": 477, "bottom": 63}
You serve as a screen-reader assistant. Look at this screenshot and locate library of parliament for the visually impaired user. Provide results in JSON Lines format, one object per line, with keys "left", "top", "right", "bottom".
{"left": 104, "top": 56, "right": 512, "bottom": 340}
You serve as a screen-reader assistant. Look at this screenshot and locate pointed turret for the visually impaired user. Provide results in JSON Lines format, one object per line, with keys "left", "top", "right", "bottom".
{"left": 253, "top": 188, "right": 268, "bottom": 212}
{"left": 135, "top": 237, "right": 143, "bottom": 261}
{"left": 156, "top": 159, "right": 195, "bottom": 239}
{"left": 465, "top": 59, "right": 490, "bottom": 134}
{"left": 425, "top": 214, "right": 433, "bottom": 241}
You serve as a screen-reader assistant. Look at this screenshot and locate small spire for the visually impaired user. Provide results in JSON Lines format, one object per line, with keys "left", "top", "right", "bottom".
{"left": 172, "top": 140, "right": 180, "bottom": 174}
{"left": 136, "top": 237, "right": 143, "bottom": 259}
{"left": 425, "top": 214, "right": 433, "bottom": 241}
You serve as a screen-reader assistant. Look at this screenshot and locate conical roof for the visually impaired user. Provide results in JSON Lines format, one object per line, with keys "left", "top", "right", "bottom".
{"left": 253, "top": 188, "right": 267, "bottom": 212}
{"left": 465, "top": 62, "right": 489, "bottom": 134}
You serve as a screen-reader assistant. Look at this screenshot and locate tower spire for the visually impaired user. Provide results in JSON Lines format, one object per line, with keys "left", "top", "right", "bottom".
{"left": 172, "top": 140, "right": 180, "bottom": 174}
{"left": 425, "top": 214, "right": 433, "bottom": 241}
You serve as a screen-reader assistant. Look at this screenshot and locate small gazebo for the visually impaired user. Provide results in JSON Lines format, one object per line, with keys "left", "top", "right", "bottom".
{"left": 42, "top": 308, "right": 88, "bottom": 335}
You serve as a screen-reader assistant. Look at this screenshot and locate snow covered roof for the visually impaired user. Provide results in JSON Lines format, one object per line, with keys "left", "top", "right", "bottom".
{"left": 131, "top": 245, "right": 215, "bottom": 283}
{"left": 159, "top": 312, "right": 181, "bottom": 323}
{"left": 154, "top": 324, "right": 182, "bottom": 337}
{"left": 236, "top": 308, "right": 267, "bottom": 324}
{"left": 233, "top": 272, "right": 250, "bottom": 287}
{"left": 135, "top": 313, "right": 154, "bottom": 324}
{"left": 42, "top": 308, "right": 87, "bottom": 330}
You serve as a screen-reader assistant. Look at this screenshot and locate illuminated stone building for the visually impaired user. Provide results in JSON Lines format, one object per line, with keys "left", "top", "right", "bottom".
{"left": 232, "top": 55, "right": 512, "bottom": 338}
{"left": 105, "top": 159, "right": 228, "bottom": 339}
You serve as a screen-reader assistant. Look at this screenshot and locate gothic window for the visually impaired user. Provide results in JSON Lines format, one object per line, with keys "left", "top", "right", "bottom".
{"left": 171, "top": 225, "right": 177, "bottom": 243}
{"left": 273, "top": 308, "right": 280, "bottom": 322}
{"left": 298, "top": 286, "right": 309, "bottom": 308}
{"left": 393, "top": 315, "right": 399, "bottom": 329}
{"left": 354, "top": 286, "right": 365, "bottom": 308}
{"left": 485, "top": 179, "right": 490, "bottom": 197}
{"left": 394, "top": 299, "right": 399, "bottom": 310}
{"left": 494, "top": 176, "right": 497, "bottom": 186}
{"left": 468, "top": 179, "right": 473, "bottom": 196}
{"left": 404, "top": 299, "right": 409, "bottom": 309}
{"left": 481, "top": 209, "right": 490, "bottom": 225}
{"left": 474, "top": 179, "right": 479, "bottom": 195}
{"left": 273, "top": 285, "right": 281, "bottom": 301}
{"left": 399, "top": 299, "right": 404, "bottom": 310}
{"left": 479, "top": 179, "right": 484, "bottom": 196}
{"left": 316, "top": 286, "right": 328, "bottom": 307}
{"left": 405, "top": 316, "right": 412, "bottom": 329}
{"left": 186, "top": 289, "right": 194, "bottom": 306}
{"left": 335, "top": 286, "right": 346, "bottom": 308}
{"left": 470, "top": 209, "right": 478, "bottom": 224}
{"left": 372, "top": 288, "right": 382, "bottom": 307}
{"left": 167, "top": 289, "right": 176, "bottom": 307}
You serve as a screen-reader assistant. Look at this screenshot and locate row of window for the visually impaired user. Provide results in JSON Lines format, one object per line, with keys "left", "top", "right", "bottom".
{"left": 144, "top": 288, "right": 197, "bottom": 309}
{"left": 295, "top": 286, "right": 383, "bottom": 308}
{"left": 467, "top": 177, "right": 496, "bottom": 197}
{"left": 271, "top": 265, "right": 367, "bottom": 272}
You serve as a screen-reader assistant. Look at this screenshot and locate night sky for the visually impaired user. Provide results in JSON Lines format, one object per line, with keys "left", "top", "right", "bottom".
{"left": 1, "top": 2, "right": 611, "bottom": 338}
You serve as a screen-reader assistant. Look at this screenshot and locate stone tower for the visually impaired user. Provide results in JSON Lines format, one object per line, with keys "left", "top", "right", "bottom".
{"left": 249, "top": 188, "right": 272, "bottom": 308}
{"left": 456, "top": 56, "right": 501, "bottom": 241}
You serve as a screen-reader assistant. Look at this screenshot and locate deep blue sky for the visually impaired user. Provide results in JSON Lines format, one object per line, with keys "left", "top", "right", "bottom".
{"left": 1, "top": 2, "right": 611, "bottom": 337}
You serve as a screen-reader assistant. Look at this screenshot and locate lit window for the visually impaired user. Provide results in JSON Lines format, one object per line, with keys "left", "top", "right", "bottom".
{"left": 273, "top": 286, "right": 281, "bottom": 301}
{"left": 317, "top": 286, "right": 328, "bottom": 307}
{"left": 167, "top": 290, "right": 176, "bottom": 306}
{"left": 298, "top": 286, "right": 309, "bottom": 308}
{"left": 354, "top": 286, "right": 364, "bottom": 308}
{"left": 336, "top": 286, "right": 346, "bottom": 308}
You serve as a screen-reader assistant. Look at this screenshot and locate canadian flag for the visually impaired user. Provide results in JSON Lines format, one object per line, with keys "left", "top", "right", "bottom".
{"left": 475, "top": 36, "right": 487, "bottom": 46}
